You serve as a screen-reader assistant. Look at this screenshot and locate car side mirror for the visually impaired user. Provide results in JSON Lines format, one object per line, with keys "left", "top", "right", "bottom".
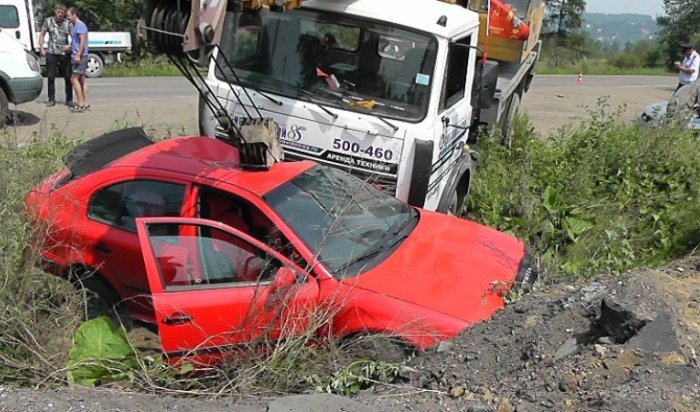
{"left": 270, "top": 266, "right": 297, "bottom": 293}
{"left": 475, "top": 60, "right": 499, "bottom": 109}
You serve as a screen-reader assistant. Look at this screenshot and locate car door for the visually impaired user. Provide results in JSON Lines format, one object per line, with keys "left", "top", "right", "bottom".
{"left": 135, "top": 217, "right": 320, "bottom": 362}
{"left": 81, "top": 178, "right": 191, "bottom": 321}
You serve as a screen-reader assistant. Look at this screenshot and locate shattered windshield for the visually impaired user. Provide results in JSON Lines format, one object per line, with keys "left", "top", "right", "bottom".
{"left": 216, "top": 8, "right": 437, "bottom": 121}
{"left": 265, "top": 165, "right": 417, "bottom": 278}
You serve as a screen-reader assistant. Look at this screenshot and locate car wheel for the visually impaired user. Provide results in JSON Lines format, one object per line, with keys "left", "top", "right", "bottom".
{"left": 339, "top": 333, "right": 412, "bottom": 363}
{"left": 85, "top": 53, "right": 104, "bottom": 78}
{"left": 68, "top": 268, "right": 126, "bottom": 323}
{"left": 502, "top": 93, "right": 521, "bottom": 148}
{"left": 0, "top": 87, "right": 8, "bottom": 128}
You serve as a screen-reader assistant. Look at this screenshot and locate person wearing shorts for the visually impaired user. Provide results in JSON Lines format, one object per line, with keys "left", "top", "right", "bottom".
{"left": 67, "top": 7, "right": 90, "bottom": 112}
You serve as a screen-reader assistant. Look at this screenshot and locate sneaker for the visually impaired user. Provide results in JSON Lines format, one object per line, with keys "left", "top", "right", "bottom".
{"left": 65, "top": 100, "right": 75, "bottom": 107}
{"left": 46, "top": 100, "right": 56, "bottom": 107}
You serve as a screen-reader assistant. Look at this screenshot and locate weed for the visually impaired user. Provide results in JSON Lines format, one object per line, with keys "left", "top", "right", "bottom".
{"left": 468, "top": 102, "right": 700, "bottom": 279}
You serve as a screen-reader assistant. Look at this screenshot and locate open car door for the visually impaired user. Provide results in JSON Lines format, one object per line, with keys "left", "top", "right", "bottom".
{"left": 135, "top": 217, "right": 320, "bottom": 364}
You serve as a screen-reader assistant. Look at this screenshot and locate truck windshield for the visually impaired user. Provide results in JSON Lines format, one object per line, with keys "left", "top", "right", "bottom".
{"left": 264, "top": 165, "right": 418, "bottom": 278}
{"left": 216, "top": 8, "right": 438, "bottom": 121}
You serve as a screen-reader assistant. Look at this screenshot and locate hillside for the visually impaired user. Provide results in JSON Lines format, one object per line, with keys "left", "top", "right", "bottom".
{"left": 583, "top": 13, "right": 658, "bottom": 45}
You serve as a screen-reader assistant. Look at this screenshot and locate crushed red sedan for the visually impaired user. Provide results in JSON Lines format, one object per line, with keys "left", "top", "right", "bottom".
{"left": 25, "top": 127, "right": 536, "bottom": 361}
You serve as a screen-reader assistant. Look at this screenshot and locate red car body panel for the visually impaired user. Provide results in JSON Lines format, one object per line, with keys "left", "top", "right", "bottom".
{"left": 349, "top": 210, "right": 522, "bottom": 323}
{"left": 26, "top": 135, "right": 530, "bottom": 360}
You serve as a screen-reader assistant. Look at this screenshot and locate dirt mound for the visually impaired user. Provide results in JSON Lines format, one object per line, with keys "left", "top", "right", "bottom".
{"left": 361, "top": 256, "right": 700, "bottom": 411}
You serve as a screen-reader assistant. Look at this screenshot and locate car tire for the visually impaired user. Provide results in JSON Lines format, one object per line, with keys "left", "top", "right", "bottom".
{"left": 68, "top": 268, "right": 126, "bottom": 323}
{"left": 0, "top": 87, "right": 8, "bottom": 127}
{"left": 85, "top": 53, "right": 105, "bottom": 78}
{"left": 502, "top": 93, "right": 521, "bottom": 148}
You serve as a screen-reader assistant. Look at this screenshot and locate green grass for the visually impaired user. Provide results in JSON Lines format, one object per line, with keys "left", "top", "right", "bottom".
{"left": 536, "top": 60, "right": 673, "bottom": 76}
{"left": 468, "top": 99, "right": 700, "bottom": 278}
{"left": 102, "top": 54, "right": 183, "bottom": 77}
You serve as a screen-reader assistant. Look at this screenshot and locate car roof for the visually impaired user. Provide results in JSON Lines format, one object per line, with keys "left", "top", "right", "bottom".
{"left": 104, "top": 134, "right": 314, "bottom": 196}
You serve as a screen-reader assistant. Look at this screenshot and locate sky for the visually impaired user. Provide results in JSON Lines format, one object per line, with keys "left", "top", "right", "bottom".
{"left": 585, "top": 0, "right": 665, "bottom": 17}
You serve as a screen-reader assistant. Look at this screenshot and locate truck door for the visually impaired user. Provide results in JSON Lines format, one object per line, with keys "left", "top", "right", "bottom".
{"left": 428, "top": 35, "right": 476, "bottom": 212}
{"left": 0, "top": 0, "right": 34, "bottom": 49}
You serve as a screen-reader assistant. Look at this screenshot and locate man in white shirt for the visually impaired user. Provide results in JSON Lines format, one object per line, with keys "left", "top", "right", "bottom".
{"left": 675, "top": 41, "right": 699, "bottom": 92}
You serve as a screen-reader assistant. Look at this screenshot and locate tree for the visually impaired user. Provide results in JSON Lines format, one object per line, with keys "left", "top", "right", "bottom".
{"left": 657, "top": 0, "right": 700, "bottom": 64}
{"left": 544, "top": 0, "right": 587, "bottom": 40}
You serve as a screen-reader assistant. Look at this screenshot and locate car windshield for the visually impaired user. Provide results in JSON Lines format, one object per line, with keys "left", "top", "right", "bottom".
{"left": 215, "top": 8, "right": 437, "bottom": 121}
{"left": 265, "top": 165, "right": 418, "bottom": 278}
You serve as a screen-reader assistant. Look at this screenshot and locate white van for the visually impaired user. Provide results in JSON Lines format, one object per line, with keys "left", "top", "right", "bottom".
{"left": 0, "top": 0, "right": 132, "bottom": 78}
{"left": 0, "top": 27, "right": 42, "bottom": 124}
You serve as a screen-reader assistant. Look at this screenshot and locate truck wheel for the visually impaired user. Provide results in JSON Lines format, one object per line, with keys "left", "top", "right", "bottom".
{"left": 85, "top": 53, "right": 105, "bottom": 78}
{"left": 0, "top": 87, "right": 8, "bottom": 127}
{"left": 502, "top": 93, "right": 521, "bottom": 148}
{"left": 447, "top": 190, "right": 464, "bottom": 216}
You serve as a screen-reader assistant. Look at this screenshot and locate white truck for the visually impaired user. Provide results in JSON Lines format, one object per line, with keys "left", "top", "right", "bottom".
{"left": 0, "top": 0, "right": 132, "bottom": 77}
{"left": 142, "top": 0, "right": 544, "bottom": 214}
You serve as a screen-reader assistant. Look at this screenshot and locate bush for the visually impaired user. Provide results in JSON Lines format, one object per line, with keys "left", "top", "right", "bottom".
{"left": 468, "top": 98, "right": 700, "bottom": 278}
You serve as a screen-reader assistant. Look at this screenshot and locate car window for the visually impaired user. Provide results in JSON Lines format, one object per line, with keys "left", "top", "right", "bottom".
{"left": 265, "top": 165, "right": 417, "bottom": 278}
{"left": 0, "top": 5, "right": 19, "bottom": 29}
{"left": 88, "top": 180, "right": 185, "bottom": 232}
{"left": 146, "top": 223, "right": 283, "bottom": 290}
{"left": 197, "top": 187, "right": 309, "bottom": 268}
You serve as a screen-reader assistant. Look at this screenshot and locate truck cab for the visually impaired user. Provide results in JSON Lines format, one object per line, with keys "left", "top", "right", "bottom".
{"left": 200, "top": 0, "right": 481, "bottom": 213}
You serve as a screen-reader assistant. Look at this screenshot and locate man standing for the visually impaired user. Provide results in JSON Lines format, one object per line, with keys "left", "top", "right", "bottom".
{"left": 67, "top": 7, "right": 89, "bottom": 112}
{"left": 39, "top": 4, "right": 73, "bottom": 107}
{"left": 674, "top": 41, "right": 699, "bottom": 92}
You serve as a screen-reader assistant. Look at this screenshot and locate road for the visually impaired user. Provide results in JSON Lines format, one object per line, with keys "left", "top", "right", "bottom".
{"left": 3, "top": 75, "right": 678, "bottom": 141}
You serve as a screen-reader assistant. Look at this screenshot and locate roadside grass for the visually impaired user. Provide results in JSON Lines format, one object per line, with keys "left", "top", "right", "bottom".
{"left": 103, "top": 55, "right": 182, "bottom": 77}
{"left": 468, "top": 98, "right": 700, "bottom": 279}
{"left": 536, "top": 60, "right": 672, "bottom": 76}
{"left": 1, "top": 103, "right": 699, "bottom": 395}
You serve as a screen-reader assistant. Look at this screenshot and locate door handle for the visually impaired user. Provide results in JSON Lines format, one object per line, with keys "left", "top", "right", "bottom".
{"left": 163, "top": 312, "right": 193, "bottom": 325}
{"left": 93, "top": 243, "right": 112, "bottom": 253}
{"left": 15, "top": 30, "right": 20, "bottom": 39}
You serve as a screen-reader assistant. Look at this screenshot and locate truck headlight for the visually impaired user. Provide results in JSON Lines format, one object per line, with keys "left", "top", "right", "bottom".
{"left": 26, "top": 51, "right": 40, "bottom": 72}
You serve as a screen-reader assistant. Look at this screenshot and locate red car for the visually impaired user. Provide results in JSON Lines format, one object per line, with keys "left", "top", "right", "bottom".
{"left": 26, "top": 127, "right": 536, "bottom": 360}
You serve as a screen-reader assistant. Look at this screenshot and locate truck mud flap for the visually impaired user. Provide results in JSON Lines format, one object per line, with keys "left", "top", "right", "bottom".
{"left": 407, "top": 140, "right": 434, "bottom": 208}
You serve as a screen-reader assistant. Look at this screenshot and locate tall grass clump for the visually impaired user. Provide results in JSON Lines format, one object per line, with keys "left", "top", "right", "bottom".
{"left": 468, "top": 98, "right": 700, "bottom": 278}
{"left": 0, "top": 128, "right": 84, "bottom": 385}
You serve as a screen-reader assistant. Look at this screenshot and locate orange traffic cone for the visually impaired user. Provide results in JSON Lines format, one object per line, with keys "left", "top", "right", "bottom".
{"left": 576, "top": 72, "right": 584, "bottom": 85}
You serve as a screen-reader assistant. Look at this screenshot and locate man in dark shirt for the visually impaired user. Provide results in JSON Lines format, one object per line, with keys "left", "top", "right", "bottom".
{"left": 39, "top": 3, "right": 73, "bottom": 107}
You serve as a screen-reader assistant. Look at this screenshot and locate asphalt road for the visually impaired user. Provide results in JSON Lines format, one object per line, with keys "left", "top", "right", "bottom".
{"left": 3, "top": 75, "right": 679, "bottom": 141}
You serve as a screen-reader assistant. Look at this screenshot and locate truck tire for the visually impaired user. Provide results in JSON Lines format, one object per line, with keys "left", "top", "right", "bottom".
{"left": 85, "top": 53, "right": 105, "bottom": 78}
{"left": 0, "top": 87, "right": 8, "bottom": 127}
{"left": 502, "top": 93, "right": 521, "bottom": 148}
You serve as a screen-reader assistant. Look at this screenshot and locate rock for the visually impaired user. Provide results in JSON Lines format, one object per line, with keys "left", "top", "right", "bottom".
{"left": 593, "top": 344, "right": 609, "bottom": 357}
{"left": 564, "top": 399, "right": 574, "bottom": 408}
{"left": 559, "top": 374, "right": 579, "bottom": 392}
{"left": 585, "top": 298, "right": 648, "bottom": 344}
{"left": 660, "top": 352, "right": 686, "bottom": 366}
{"left": 626, "top": 312, "right": 682, "bottom": 353}
{"left": 466, "top": 405, "right": 493, "bottom": 412}
{"left": 437, "top": 341, "right": 454, "bottom": 354}
{"left": 555, "top": 338, "right": 579, "bottom": 361}
{"left": 496, "top": 398, "right": 512, "bottom": 412}
{"left": 449, "top": 386, "right": 466, "bottom": 398}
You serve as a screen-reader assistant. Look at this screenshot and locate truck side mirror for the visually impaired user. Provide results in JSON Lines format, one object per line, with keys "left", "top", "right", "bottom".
{"left": 476, "top": 60, "right": 499, "bottom": 109}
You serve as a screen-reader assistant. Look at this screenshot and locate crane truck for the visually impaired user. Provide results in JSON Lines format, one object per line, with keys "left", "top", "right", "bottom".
{"left": 138, "top": 0, "right": 544, "bottom": 214}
